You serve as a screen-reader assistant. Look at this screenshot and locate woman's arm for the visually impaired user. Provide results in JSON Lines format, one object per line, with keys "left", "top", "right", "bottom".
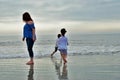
{"left": 32, "top": 28, "right": 36, "bottom": 41}
{"left": 27, "top": 21, "right": 36, "bottom": 41}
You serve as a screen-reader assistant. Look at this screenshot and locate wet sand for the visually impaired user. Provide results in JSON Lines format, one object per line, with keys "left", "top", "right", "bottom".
{"left": 0, "top": 54, "right": 120, "bottom": 80}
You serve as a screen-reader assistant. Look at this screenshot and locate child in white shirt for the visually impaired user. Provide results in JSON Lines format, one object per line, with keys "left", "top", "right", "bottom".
{"left": 57, "top": 28, "right": 68, "bottom": 64}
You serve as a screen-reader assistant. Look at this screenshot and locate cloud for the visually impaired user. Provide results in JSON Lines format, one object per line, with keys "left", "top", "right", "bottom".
{"left": 0, "top": 0, "right": 120, "bottom": 22}
{"left": 0, "top": 0, "right": 120, "bottom": 33}
{"left": 34, "top": 0, "right": 120, "bottom": 21}
{"left": 61, "top": 21, "right": 120, "bottom": 34}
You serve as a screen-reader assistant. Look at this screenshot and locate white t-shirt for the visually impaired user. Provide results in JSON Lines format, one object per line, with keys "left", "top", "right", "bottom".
{"left": 57, "top": 36, "right": 68, "bottom": 50}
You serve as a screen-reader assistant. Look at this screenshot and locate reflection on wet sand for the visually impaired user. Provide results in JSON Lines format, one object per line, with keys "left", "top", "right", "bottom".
{"left": 27, "top": 64, "right": 34, "bottom": 80}
{"left": 51, "top": 57, "right": 68, "bottom": 80}
{"left": 61, "top": 64, "right": 68, "bottom": 79}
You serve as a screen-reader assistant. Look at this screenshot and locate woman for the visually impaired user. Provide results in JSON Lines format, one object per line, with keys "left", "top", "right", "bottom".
{"left": 22, "top": 12, "right": 36, "bottom": 65}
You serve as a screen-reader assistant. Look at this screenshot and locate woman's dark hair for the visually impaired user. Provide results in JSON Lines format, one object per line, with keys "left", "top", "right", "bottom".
{"left": 22, "top": 12, "right": 33, "bottom": 21}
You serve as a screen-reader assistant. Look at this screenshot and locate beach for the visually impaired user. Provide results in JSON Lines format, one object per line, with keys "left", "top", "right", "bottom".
{"left": 0, "top": 0, "right": 120, "bottom": 79}
{"left": 0, "top": 54, "right": 120, "bottom": 80}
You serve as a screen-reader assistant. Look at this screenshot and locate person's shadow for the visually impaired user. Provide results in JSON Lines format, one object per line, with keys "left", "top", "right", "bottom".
{"left": 51, "top": 57, "right": 68, "bottom": 80}
{"left": 60, "top": 64, "right": 68, "bottom": 80}
{"left": 27, "top": 64, "right": 34, "bottom": 80}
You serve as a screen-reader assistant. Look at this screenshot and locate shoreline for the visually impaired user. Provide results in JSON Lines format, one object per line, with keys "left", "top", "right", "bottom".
{"left": 0, "top": 55, "right": 120, "bottom": 80}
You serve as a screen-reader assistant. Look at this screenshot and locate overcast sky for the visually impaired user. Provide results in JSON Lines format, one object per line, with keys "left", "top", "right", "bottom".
{"left": 0, "top": 0, "right": 120, "bottom": 34}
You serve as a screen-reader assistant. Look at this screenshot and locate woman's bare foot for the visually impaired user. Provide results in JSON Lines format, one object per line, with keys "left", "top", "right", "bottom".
{"left": 26, "top": 61, "right": 34, "bottom": 65}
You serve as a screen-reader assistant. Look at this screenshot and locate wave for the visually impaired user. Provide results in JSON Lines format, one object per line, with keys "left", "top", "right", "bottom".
{"left": 0, "top": 51, "right": 120, "bottom": 59}
{"left": 69, "top": 50, "right": 120, "bottom": 56}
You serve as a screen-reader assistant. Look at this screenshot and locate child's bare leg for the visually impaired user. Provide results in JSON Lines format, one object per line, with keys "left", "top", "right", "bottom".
{"left": 61, "top": 53, "right": 67, "bottom": 64}
{"left": 51, "top": 51, "right": 55, "bottom": 57}
{"left": 63, "top": 54, "right": 67, "bottom": 64}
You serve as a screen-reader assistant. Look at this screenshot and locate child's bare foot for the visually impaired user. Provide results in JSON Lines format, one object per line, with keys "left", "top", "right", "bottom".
{"left": 51, "top": 54, "right": 53, "bottom": 57}
{"left": 64, "top": 60, "right": 67, "bottom": 65}
{"left": 26, "top": 61, "right": 34, "bottom": 65}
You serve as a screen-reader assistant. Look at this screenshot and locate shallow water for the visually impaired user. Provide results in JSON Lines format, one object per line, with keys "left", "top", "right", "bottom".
{"left": 0, "top": 33, "right": 120, "bottom": 58}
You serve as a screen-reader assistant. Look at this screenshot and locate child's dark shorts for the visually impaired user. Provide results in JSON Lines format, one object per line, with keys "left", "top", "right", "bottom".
{"left": 59, "top": 49, "right": 67, "bottom": 55}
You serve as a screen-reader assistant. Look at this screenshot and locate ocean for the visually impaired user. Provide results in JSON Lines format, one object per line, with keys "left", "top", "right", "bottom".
{"left": 0, "top": 33, "right": 120, "bottom": 59}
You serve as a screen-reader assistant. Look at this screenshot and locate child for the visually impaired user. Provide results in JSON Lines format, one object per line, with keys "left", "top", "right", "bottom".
{"left": 57, "top": 28, "right": 68, "bottom": 64}
{"left": 22, "top": 12, "right": 36, "bottom": 65}
{"left": 51, "top": 34, "right": 61, "bottom": 57}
